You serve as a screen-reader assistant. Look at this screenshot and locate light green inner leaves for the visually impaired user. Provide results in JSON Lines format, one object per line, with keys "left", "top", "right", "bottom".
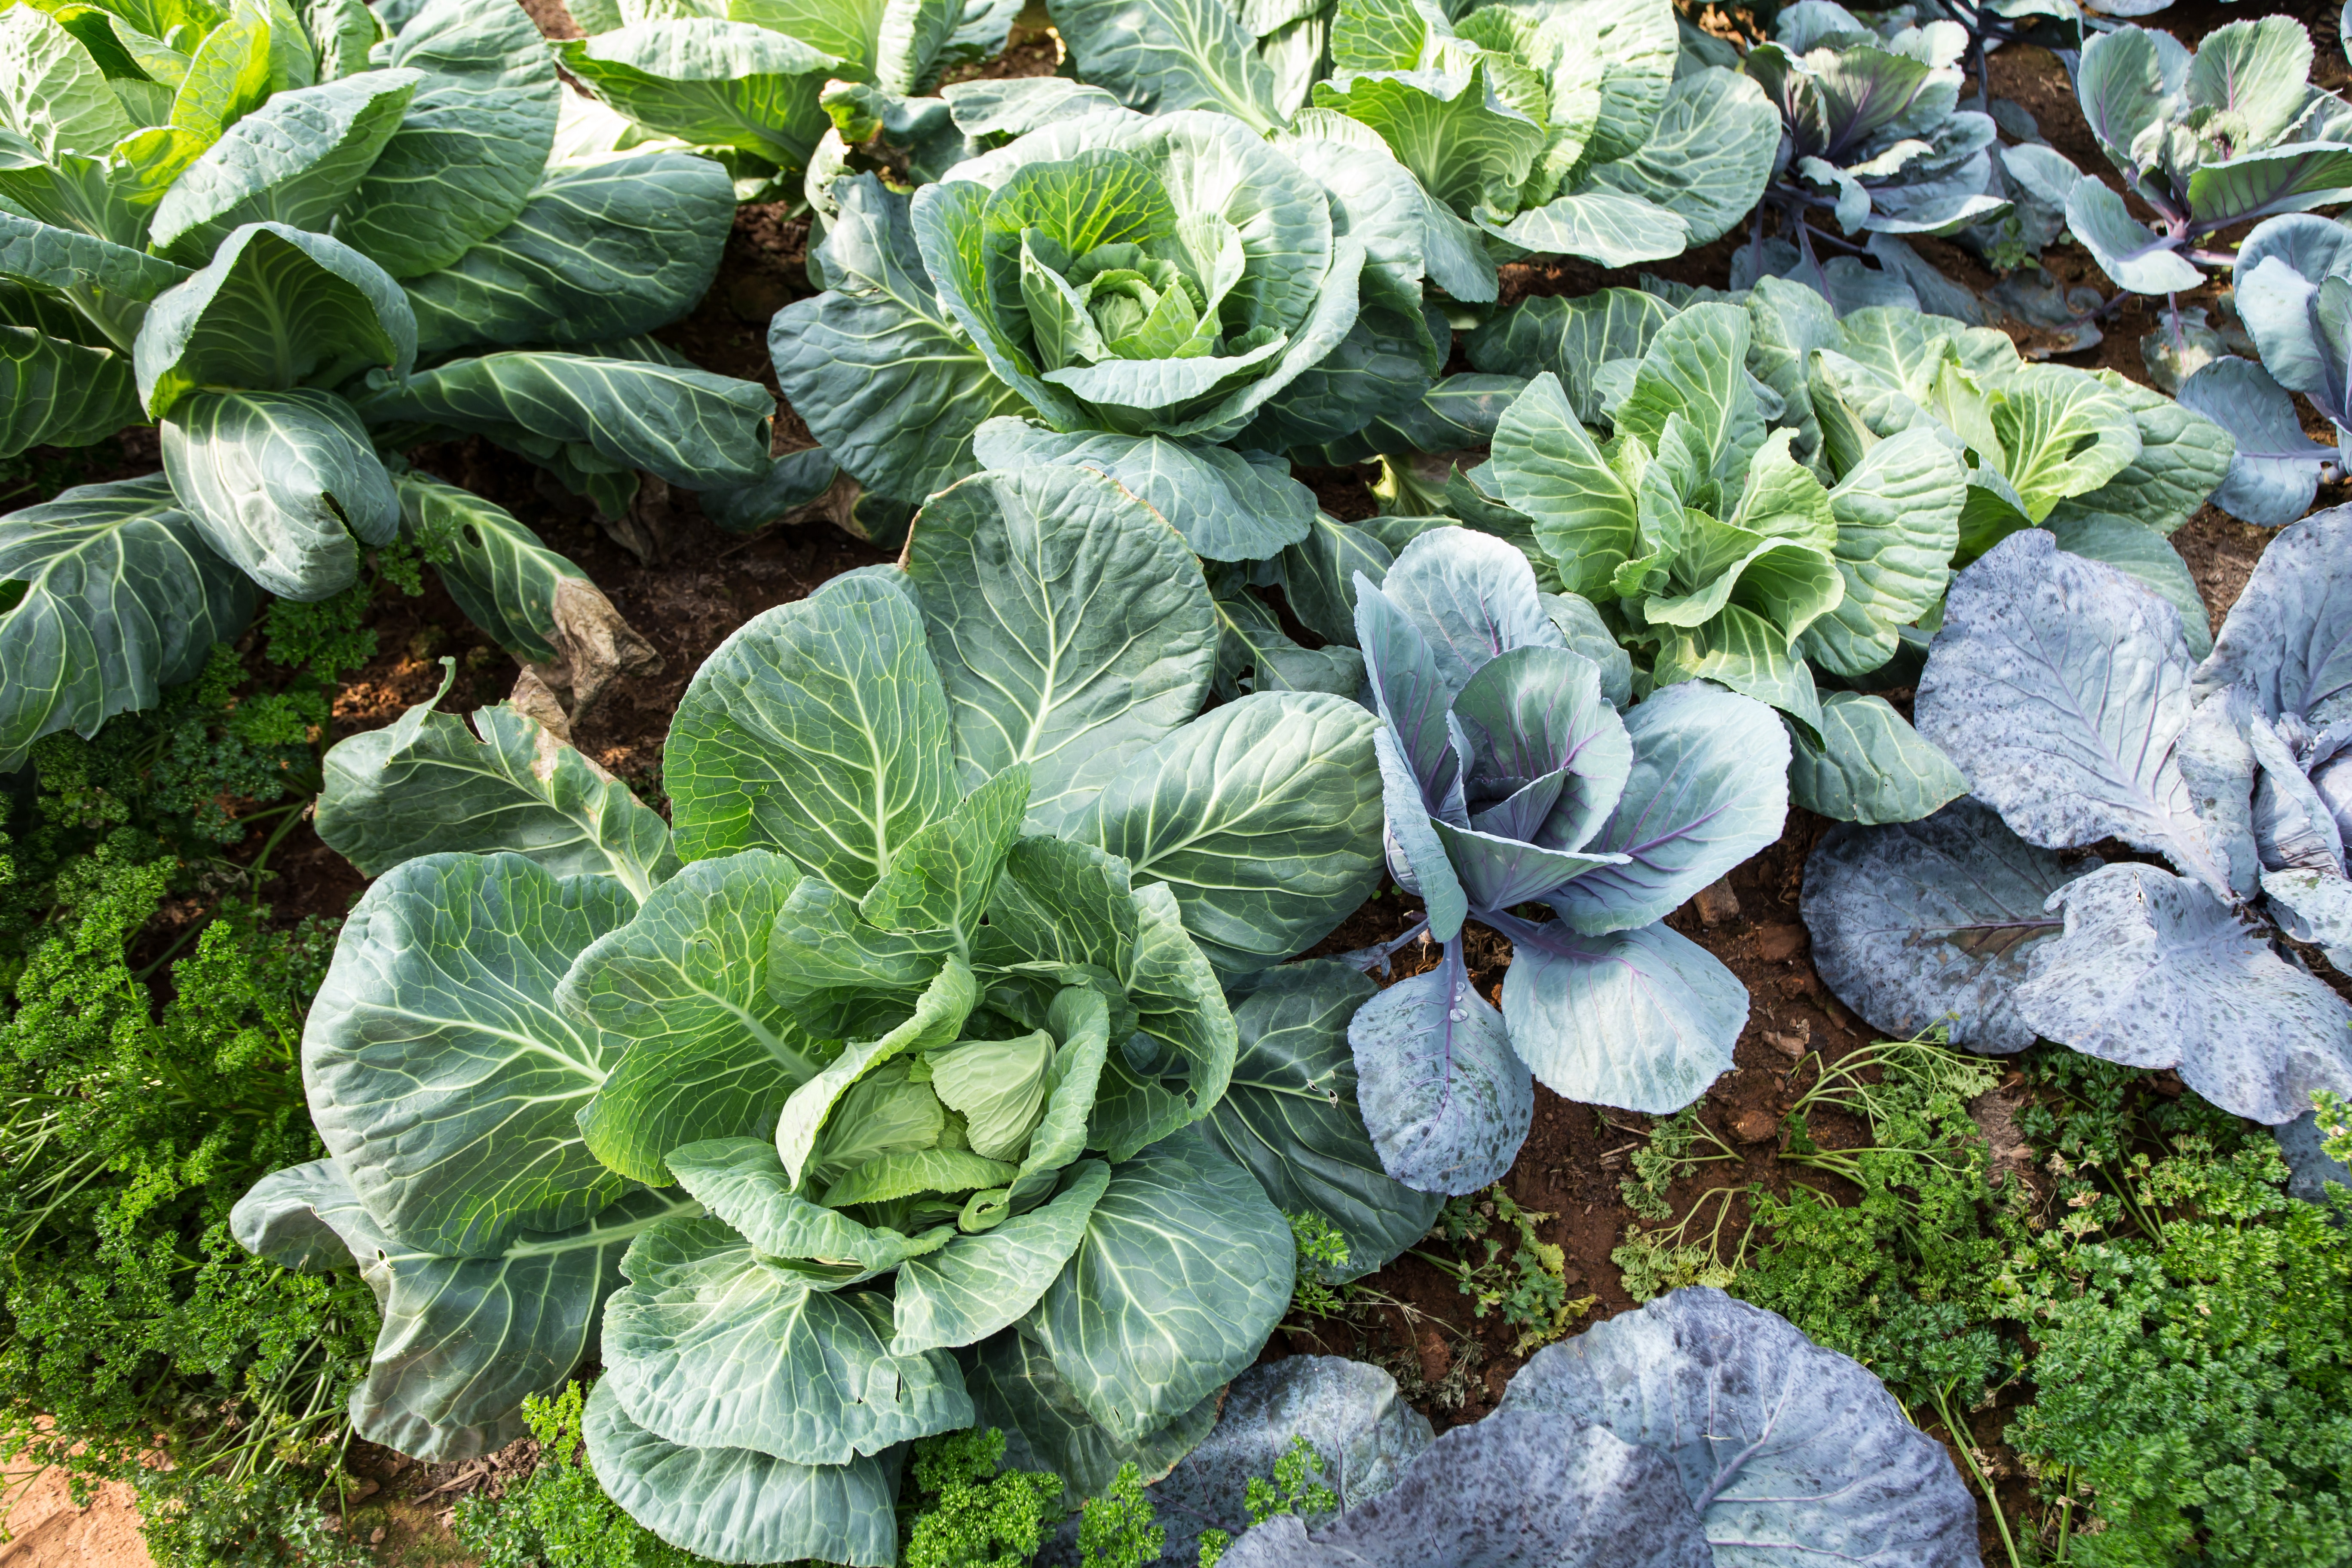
{"left": 805, "top": 1060, "right": 949, "bottom": 1191}
{"left": 921, "top": 1029, "right": 1055, "bottom": 1161}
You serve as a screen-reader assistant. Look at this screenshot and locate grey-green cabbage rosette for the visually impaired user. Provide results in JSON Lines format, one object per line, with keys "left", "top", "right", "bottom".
{"left": 1739, "top": 4, "right": 2016, "bottom": 299}
{"left": 232, "top": 464, "right": 1426, "bottom": 1565}
{"left": 771, "top": 106, "right": 1449, "bottom": 560}
{"left": 552, "top": 0, "right": 1021, "bottom": 199}
{"left": 1316, "top": 0, "right": 1779, "bottom": 270}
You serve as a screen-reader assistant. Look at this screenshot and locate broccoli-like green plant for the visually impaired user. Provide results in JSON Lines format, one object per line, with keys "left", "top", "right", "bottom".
{"left": 0, "top": 632, "right": 386, "bottom": 1568}
{"left": 900, "top": 1427, "right": 1066, "bottom": 1568}
{"left": 1078, "top": 1462, "right": 1164, "bottom": 1568}
{"left": 2004, "top": 1139, "right": 2352, "bottom": 1565}
{"left": 454, "top": 1383, "right": 707, "bottom": 1568}
{"left": 1286, "top": 1210, "right": 1357, "bottom": 1319}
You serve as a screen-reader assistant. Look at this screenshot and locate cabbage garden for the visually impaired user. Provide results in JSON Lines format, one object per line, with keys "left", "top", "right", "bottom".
{"left": 0, "top": 0, "right": 2346, "bottom": 1564}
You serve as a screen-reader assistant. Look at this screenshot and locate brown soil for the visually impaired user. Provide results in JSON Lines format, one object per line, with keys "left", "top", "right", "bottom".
{"left": 20, "top": 0, "right": 2347, "bottom": 1562}
{"left": 0, "top": 1468, "right": 150, "bottom": 1568}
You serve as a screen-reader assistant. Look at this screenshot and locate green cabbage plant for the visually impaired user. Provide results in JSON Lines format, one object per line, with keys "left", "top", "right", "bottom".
{"left": 0, "top": 0, "right": 775, "bottom": 760}
{"left": 1313, "top": 0, "right": 1779, "bottom": 272}
{"left": 233, "top": 464, "right": 1427, "bottom": 1565}
{"left": 769, "top": 105, "right": 1458, "bottom": 561}
{"left": 554, "top": 0, "right": 1020, "bottom": 199}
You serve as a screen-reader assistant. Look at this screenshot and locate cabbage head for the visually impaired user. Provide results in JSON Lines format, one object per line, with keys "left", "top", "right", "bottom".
{"left": 233, "top": 465, "right": 1419, "bottom": 1566}
{"left": 1349, "top": 524, "right": 1788, "bottom": 1194}
{"left": 553, "top": 0, "right": 1020, "bottom": 194}
{"left": 1738, "top": 3, "right": 2018, "bottom": 300}
{"left": 771, "top": 107, "right": 1452, "bottom": 560}
{"left": 1315, "top": 0, "right": 1778, "bottom": 270}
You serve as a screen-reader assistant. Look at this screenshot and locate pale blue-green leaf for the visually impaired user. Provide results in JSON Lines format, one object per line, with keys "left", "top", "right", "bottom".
{"left": 1651, "top": 606, "right": 1823, "bottom": 730}
{"left": 562, "top": 851, "right": 820, "bottom": 1185}
{"left": 159, "top": 386, "right": 398, "bottom": 602}
{"left": 1553, "top": 680, "right": 1792, "bottom": 936}
{"left": 0, "top": 208, "right": 186, "bottom": 299}
{"left": 1346, "top": 936, "right": 1531, "bottom": 1196}
{"left": 1798, "top": 425, "right": 1966, "bottom": 679}
{"left": 315, "top": 664, "right": 676, "bottom": 895}
{"left": 1788, "top": 692, "right": 1968, "bottom": 825}
{"left": 1211, "top": 579, "right": 1366, "bottom": 704}
{"left": 1045, "top": 0, "right": 1283, "bottom": 132}
{"left": 603, "top": 1213, "right": 969, "bottom": 1461}
{"left": 1499, "top": 1287, "right": 1981, "bottom": 1565}
{"left": 303, "top": 852, "right": 634, "bottom": 1256}
{"left": 1067, "top": 692, "right": 1383, "bottom": 974}
{"left": 1467, "top": 289, "right": 1675, "bottom": 411}
{"left": 766, "top": 878, "right": 961, "bottom": 1029}
{"left": 0, "top": 5, "right": 136, "bottom": 161}
{"left": 1219, "top": 1409, "right": 1710, "bottom": 1568}
{"left": 962, "top": 1327, "right": 1218, "bottom": 1511}
{"left": 554, "top": 19, "right": 835, "bottom": 168}
{"left": 405, "top": 149, "right": 731, "bottom": 357}
{"left": 2047, "top": 511, "right": 2212, "bottom": 662}
{"left": 1916, "top": 530, "right": 2226, "bottom": 892}
{"left": 666, "top": 1137, "right": 953, "bottom": 1273}
{"left": 1277, "top": 512, "right": 1393, "bottom": 646}
{"left": 232, "top": 1160, "right": 702, "bottom": 1461}
{"left": 2174, "top": 355, "right": 2327, "bottom": 527}
{"left": 2015, "top": 862, "right": 2352, "bottom": 1123}
{"left": 1376, "top": 523, "right": 1564, "bottom": 697}
{"left": 0, "top": 326, "right": 139, "bottom": 459}
{"left": 1801, "top": 796, "right": 2083, "bottom": 1054}
{"left": 349, "top": 350, "right": 771, "bottom": 489}
{"left": 968, "top": 419, "right": 1314, "bottom": 563}
{"left": 1484, "top": 189, "right": 1689, "bottom": 267}
{"left": 2196, "top": 502, "right": 2352, "bottom": 728}
{"left": 1587, "top": 67, "right": 1776, "bottom": 247}
{"left": 582, "top": 1377, "right": 901, "bottom": 1568}
{"left": 1236, "top": 263, "right": 1442, "bottom": 453}
{"left": 772, "top": 174, "right": 1027, "bottom": 505}
{"left": 1140, "top": 1354, "right": 1437, "bottom": 1567}
{"left": 1204, "top": 962, "right": 1442, "bottom": 1283}
{"left": 331, "top": 0, "right": 555, "bottom": 276}
{"left": 0, "top": 473, "right": 256, "bottom": 771}
{"left": 2065, "top": 179, "right": 2201, "bottom": 294}
{"left": 905, "top": 465, "right": 1216, "bottom": 823}
{"left": 940, "top": 76, "right": 1122, "bottom": 139}
{"left": 1024, "top": 1131, "right": 1293, "bottom": 1441}
{"left": 148, "top": 69, "right": 420, "bottom": 262}
{"left": 1494, "top": 916, "right": 1741, "bottom": 1114}
{"left": 891, "top": 1159, "right": 1111, "bottom": 1355}
{"left": 134, "top": 221, "right": 416, "bottom": 417}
